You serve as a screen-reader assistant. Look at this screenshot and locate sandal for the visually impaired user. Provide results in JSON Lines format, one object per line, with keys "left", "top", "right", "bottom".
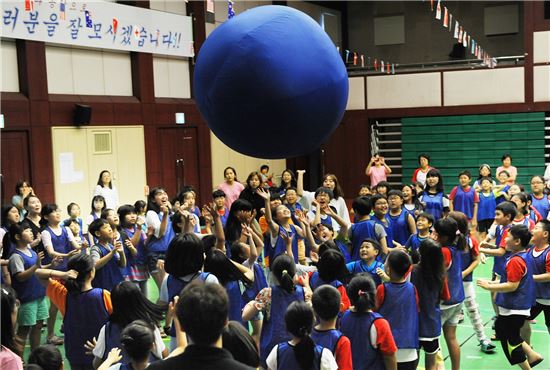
{"left": 46, "top": 335, "right": 64, "bottom": 345}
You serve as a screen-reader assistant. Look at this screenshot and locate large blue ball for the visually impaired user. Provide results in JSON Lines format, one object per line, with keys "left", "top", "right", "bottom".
{"left": 194, "top": 5, "right": 349, "bottom": 159}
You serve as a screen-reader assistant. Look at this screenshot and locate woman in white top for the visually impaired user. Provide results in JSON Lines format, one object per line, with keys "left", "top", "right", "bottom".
{"left": 94, "top": 170, "right": 120, "bottom": 211}
{"left": 296, "top": 170, "right": 350, "bottom": 224}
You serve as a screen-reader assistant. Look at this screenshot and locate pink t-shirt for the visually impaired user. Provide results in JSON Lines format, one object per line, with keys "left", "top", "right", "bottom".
{"left": 369, "top": 165, "right": 387, "bottom": 186}
{"left": 0, "top": 346, "right": 23, "bottom": 370}
{"left": 496, "top": 165, "right": 517, "bottom": 184}
{"left": 218, "top": 181, "right": 245, "bottom": 210}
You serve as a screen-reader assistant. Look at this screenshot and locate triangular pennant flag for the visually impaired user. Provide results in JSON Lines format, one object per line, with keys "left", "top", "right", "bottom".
{"left": 374, "top": 58, "right": 378, "bottom": 71}
{"left": 361, "top": 55, "right": 365, "bottom": 68}
{"left": 392, "top": 63, "right": 395, "bottom": 74}
{"left": 463, "top": 31, "right": 468, "bottom": 47}
{"left": 353, "top": 52, "right": 358, "bottom": 66}
{"left": 475, "top": 45, "right": 479, "bottom": 58}
{"left": 471, "top": 40, "right": 475, "bottom": 54}
{"left": 454, "top": 21, "right": 459, "bottom": 38}
{"left": 467, "top": 35, "right": 471, "bottom": 48}
{"left": 458, "top": 26, "right": 463, "bottom": 43}
{"left": 435, "top": 0, "right": 442, "bottom": 19}
{"left": 387, "top": 63, "right": 391, "bottom": 74}
{"left": 449, "top": 14, "right": 453, "bottom": 32}
{"left": 381, "top": 61, "right": 385, "bottom": 72}
{"left": 443, "top": 7, "right": 449, "bottom": 27}
{"left": 227, "top": 0, "right": 235, "bottom": 19}
{"left": 345, "top": 50, "right": 350, "bottom": 64}
{"left": 430, "top": 0, "right": 434, "bottom": 11}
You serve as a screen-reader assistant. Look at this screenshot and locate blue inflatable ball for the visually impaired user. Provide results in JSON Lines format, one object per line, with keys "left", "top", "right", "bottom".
{"left": 194, "top": 5, "right": 349, "bottom": 159}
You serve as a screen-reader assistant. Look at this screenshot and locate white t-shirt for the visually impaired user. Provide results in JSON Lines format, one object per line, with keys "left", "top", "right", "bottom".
{"left": 94, "top": 185, "right": 120, "bottom": 210}
{"left": 299, "top": 191, "right": 350, "bottom": 224}
{"left": 266, "top": 342, "right": 337, "bottom": 370}
{"left": 41, "top": 226, "right": 75, "bottom": 249}
{"left": 93, "top": 323, "right": 165, "bottom": 360}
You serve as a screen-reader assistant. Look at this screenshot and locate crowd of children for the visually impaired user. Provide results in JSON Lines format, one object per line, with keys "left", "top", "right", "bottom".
{"left": 1, "top": 157, "right": 550, "bottom": 370}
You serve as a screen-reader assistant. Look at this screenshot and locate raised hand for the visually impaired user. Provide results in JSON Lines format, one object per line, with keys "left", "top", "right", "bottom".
{"left": 256, "top": 187, "right": 270, "bottom": 200}
{"left": 35, "top": 251, "right": 44, "bottom": 266}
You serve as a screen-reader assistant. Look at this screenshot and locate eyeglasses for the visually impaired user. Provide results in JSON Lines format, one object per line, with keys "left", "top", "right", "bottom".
{"left": 531, "top": 181, "right": 544, "bottom": 185}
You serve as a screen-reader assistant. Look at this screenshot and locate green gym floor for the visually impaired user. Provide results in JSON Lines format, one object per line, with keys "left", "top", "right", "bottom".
{"left": 24, "top": 261, "right": 550, "bottom": 369}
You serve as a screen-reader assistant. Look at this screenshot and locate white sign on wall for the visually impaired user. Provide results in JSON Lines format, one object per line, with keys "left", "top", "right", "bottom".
{"left": 1, "top": 0, "right": 194, "bottom": 57}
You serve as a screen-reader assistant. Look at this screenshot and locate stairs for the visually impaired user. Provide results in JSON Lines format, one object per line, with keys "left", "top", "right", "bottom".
{"left": 371, "top": 119, "right": 403, "bottom": 186}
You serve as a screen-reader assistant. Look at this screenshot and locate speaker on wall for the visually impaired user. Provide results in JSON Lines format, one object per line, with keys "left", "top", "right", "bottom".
{"left": 74, "top": 104, "right": 92, "bottom": 126}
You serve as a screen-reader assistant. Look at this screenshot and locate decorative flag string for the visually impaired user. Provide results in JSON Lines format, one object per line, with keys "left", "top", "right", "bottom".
{"left": 343, "top": 48, "right": 397, "bottom": 74}
{"left": 228, "top": 0, "right": 235, "bottom": 19}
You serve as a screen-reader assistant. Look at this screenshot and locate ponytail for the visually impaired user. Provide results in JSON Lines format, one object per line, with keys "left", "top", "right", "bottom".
{"left": 271, "top": 254, "right": 296, "bottom": 294}
{"left": 447, "top": 212, "right": 468, "bottom": 251}
{"left": 347, "top": 274, "right": 376, "bottom": 313}
{"left": 285, "top": 301, "right": 316, "bottom": 370}
{"left": 65, "top": 254, "right": 94, "bottom": 294}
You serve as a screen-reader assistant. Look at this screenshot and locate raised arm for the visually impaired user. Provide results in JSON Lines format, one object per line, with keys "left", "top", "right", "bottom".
{"left": 324, "top": 205, "right": 350, "bottom": 238}
{"left": 257, "top": 188, "right": 279, "bottom": 236}
{"left": 296, "top": 170, "right": 306, "bottom": 197}
{"left": 242, "top": 224, "right": 259, "bottom": 266}
{"left": 204, "top": 203, "right": 226, "bottom": 251}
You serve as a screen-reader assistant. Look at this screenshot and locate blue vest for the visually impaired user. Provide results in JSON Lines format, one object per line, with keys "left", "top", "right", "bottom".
{"left": 372, "top": 215, "right": 394, "bottom": 251}
{"left": 346, "top": 259, "right": 384, "bottom": 286}
{"left": 478, "top": 192, "right": 496, "bottom": 221}
{"left": 350, "top": 220, "right": 377, "bottom": 261}
{"left": 226, "top": 280, "right": 245, "bottom": 325}
{"left": 460, "top": 237, "right": 476, "bottom": 282}
{"left": 389, "top": 210, "right": 410, "bottom": 246}
{"left": 335, "top": 240, "right": 352, "bottom": 264}
{"left": 496, "top": 252, "right": 536, "bottom": 310}
{"left": 270, "top": 225, "right": 299, "bottom": 263}
{"left": 64, "top": 288, "right": 110, "bottom": 366}
{"left": 45, "top": 226, "right": 71, "bottom": 270}
{"left": 310, "top": 271, "right": 343, "bottom": 291}
{"left": 92, "top": 243, "right": 124, "bottom": 292}
{"left": 311, "top": 328, "right": 342, "bottom": 354}
{"left": 166, "top": 272, "right": 210, "bottom": 337}
{"left": 124, "top": 227, "right": 147, "bottom": 266}
{"left": 276, "top": 342, "right": 322, "bottom": 370}
{"left": 340, "top": 311, "right": 385, "bottom": 370}
{"left": 147, "top": 212, "right": 175, "bottom": 253}
{"left": 493, "top": 225, "right": 512, "bottom": 276}
{"left": 452, "top": 186, "right": 476, "bottom": 219}
{"left": 378, "top": 282, "right": 419, "bottom": 349}
{"left": 410, "top": 268, "right": 441, "bottom": 338}
{"left": 442, "top": 245, "right": 465, "bottom": 305}
{"left": 423, "top": 192, "right": 445, "bottom": 221}
{"left": 405, "top": 234, "right": 427, "bottom": 253}
{"left": 531, "top": 194, "right": 550, "bottom": 220}
{"left": 242, "top": 263, "right": 268, "bottom": 304}
{"left": 103, "top": 321, "right": 160, "bottom": 364}
{"left": 529, "top": 246, "right": 550, "bottom": 300}
{"left": 11, "top": 248, "right": 46, "bottom": 303}
{"left": 260, "top": 285, "right": 304, "bottom": 367}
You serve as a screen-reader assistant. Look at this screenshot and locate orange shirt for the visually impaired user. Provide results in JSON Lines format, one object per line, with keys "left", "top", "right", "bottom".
{"left": 46, "top": 279, "right": 113, "bottom": 316}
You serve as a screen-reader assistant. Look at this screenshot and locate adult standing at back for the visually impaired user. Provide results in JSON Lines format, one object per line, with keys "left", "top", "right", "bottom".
{"left": 412, "top": 154, "right": 434, "bottom": 186}
{"left": 496, "top": 154, "right": 517, "bottom": 185}
{"left": 365, "top": 153, "right": 392, "bottom": 187}
{"left": 94, "top": 170, "right": 119, "bottom": 210}
{"left": 218, "top": 167, "right": 245, "bottom": 210}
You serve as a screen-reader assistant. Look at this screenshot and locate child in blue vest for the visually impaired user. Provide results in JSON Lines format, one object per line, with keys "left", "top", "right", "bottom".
{"left": 102, "top": 208, "right": 134, "bottom": 280}
{"left": 530, "top": 175, "right": 550, "bottom": 220}
{"left": 7, "top": 223, "right": 49, "bottom": 352}
{"left": 41, "top": 203, "right": 82, "bottom": 345}
{"left": 419, "top": 169, "right": 449, "bottom": 221}
{"left": 212, "top": 189, "right": 229, "bottom": 227}
{"left": 145, "top": 187, "right": 175, "bottom": 293}
{"left": 346, "top": 238, "right": 385, "bottom": 286}
{"left": 523, "top": 220, "right": 550, "bottom": 345}
{"left": 89, "top": 218, "right": 126, "bottom": 291}
{"left": 266, "top": 301, "right": 337, "bottom": 370}
{"left": 511, "top": 193, "right": 536, "bottom": 230}
{"left": 66, "top": 202, "right": 86, "bottom": 239}
{"left": 371, "top": 194, "right": 396, "bottom": 253}
{"left": 36, "top": 253, "right": 112, "bottom": 370}
{"left": 376, "top": 249, "right": 419, "bottom": 369}
{"left": 159, "top": 233, "right": 219, "bottom": 350}
{"left": 97, "top": 320, "right": 156, "bottom": 370}
{"left": 410, "top": 238, "right": 449, "bottom": 370}
{"left": 476, "top": 176, "right": 503, "bottom": 240}
{"left": 402, "top": 184, "right": 423, "bottom": 217}
{"left": 387, "top": 190, "right": 416, "bottom": 247}
{"left": 340, "top": 274, "right": 397, "bottom": 370}
{"left": 118, "top": 204, "right": 149, "bottom": 297}
{"left": 92, "top": 282, "right": 166, "bottom": 368}
{"left": 348, "top": 196, "right": 388, "bottom": 259}
{"left": 478, "top": 225, "right": 543, "bottom": 369}
{"left": 242, "top": 254, "right": 312, "bottom": 368}
{"left": 306, "top": 187, "right": 342, "bottom": 233}
{"left": 309, "top": 249, "right": 351, "bottom": 313}
{"left": 433, "top": 217, "right": 466, "bottom": 370}
{"left": 311, "top": 285, "right": 353, "bottom": 370}
{"left": 404, "top": 212, "right": 433, "bottom": 254}
{"left": 450, "top": 211, "right": 495, "bottom": 354}
{"left": 449, "top": 170, "right": 479, "bottom": 227}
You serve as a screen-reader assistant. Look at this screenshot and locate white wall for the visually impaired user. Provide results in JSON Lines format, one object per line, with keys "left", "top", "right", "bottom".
{"left": 153, "top": 57, "right": 191, "bottom": 98}
{"left": 534, "top": 31, "right": 550, "bottom": 64}
{"left": 46, "top": 46, "right": 133, "bottom": 95}
{"left": 347, "top": 77, "right": 366, "bottom": 110}
{"left": 367, "top": 72, "right": 441, "bottom": 109}
{"left": 1, "top": 40, "right": 19, "bottom": 92}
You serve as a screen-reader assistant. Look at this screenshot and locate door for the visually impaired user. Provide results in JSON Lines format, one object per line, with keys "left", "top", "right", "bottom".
{"left": 1, "top": 130, "right": 31, "bottom": 204}
{"left": 159, "top": 127, "right": 200, "bottom": 200}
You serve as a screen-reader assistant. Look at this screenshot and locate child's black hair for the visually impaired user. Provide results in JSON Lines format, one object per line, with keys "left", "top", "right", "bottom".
{"left": 387, "top": 189, "right": 403, "bottom": 199}
{"left": 118, "top": 204, "right": 136, "bottom": 229}
{"left": 8, "top": 223, "right": 31, "bottom": 245}
{"left": 433, "top": 217, "right": 467, "bottom": 251}
{"left": 1, "top": 284, "right": 20, "bottom": 355}
{"left": 120, "top": 320, "right": 155, "bottom": 362}
{"left": 63, "top": 218, "right": 78, "bottom": 228}
{"left": 375, "top": 181, "right": 390, "bottom": 191}
{"left": 538, "top": 220, "right": 550, "bottom": 242}
{"left": 479, "top": 176, "right": 493, "bottom": 186}
{"left": 133, "top": 200, "right": 147, "bottom": 214}
{"left": 146, "top": 187, "right": 166, "bottom": 214}
{"left": 346, "top": 274, "right": 376, "bottom": 312}
{"left": 415, "top": 239, "right": 445, "bottom": 292}
{"left": 458, "top": 170, "right": 472, "bottom": 179}
{"left": 386, "top": 249, "right": 412, "bottom": 279}
{"left": 509, "top": 224, "right": 532, "bottom": 249}
{"left": 352, "top": 196, "right": 372, "bottom": 216}
{"left": 312, "top": 285, "right": 341, "bottom": 322}
{"left": 90, "top": 195, "right": 106, "bottom": 215}
{"left": 28, "top": 345, "right": 62, "bottom": 370}
{"left": 496, "top": 201, "right": 517, "bottom": 221}
{"left": 317, "top": 249, "right": 351, "bottom": 285}
{"left": 66, "top": 202, "right": 79, "bottom": 216}
{"left": 314, "top": 187, "right": 334, "bottom": 200}
{"left": 88, "top": 218, "right": 110, "bottom": 238}
{"left": 477, "top": 164, "right": 493, "bottom": 180}
{"left": 222, "top": 321, "right": 260, "bottom": 368}
{"left": 212, "top": 189, "right": 226, "bottom": 199}
{"left": 271, "top": 254, "right": 296, "bottom": 294}
{"left": 416, "top": 211, "right": 435, "bottom": 226}
{"left": 511, "top": 193, "right": 530, "bottom": 216}
{"left": 424, "top": 169, "right": 445, "bottom": 194}
{"left": 110, "top": 281, "right": 164, "bottom": 329}
{"left": 418, "top": 153, "right": 430, "bottom": 164}
{"left": 317, "top": 239, "right": 338, "bottom": 256}
{"left": 501, "top": 153, "right": 512, "bottom": 162}
{"left": 370, "top": 194, "right": 388, "bottom": 210}
{"left": 164, "top": 233, "right": 204, "bottom": 278}
{"left": 260, "top": 164, "right": 269, "bottom": 172}
{"left": 204, "top": 249, "right": 252, "bottom": 286}
{"left": 65, "top": 254, "right": 95, "bottom": 294}
{"left": 41, "top": 204, "right": 58, "bottom": 219}
{"left": 224, "top": 199, "right": 253, "bottom": 243}
{"left": 284, "top": 301, "right": 316, "bottom": 370}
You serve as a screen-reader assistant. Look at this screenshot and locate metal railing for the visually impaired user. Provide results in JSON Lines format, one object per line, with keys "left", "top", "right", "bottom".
{"left": 347, "top": 55, "right": 525, "bottom": 76}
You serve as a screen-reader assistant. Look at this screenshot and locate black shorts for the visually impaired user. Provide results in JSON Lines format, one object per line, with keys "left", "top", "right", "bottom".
{"left": 477, "top": 219, "right": 494, "bottom": 233}
{"left": 419, "top": 338, "right": 440, "bottom": 354}
{"left": 528, "top": 302, "right": 550, "bottom": 327}
{"left": 147, "top": 251, "right": 166, "bottom": 273}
